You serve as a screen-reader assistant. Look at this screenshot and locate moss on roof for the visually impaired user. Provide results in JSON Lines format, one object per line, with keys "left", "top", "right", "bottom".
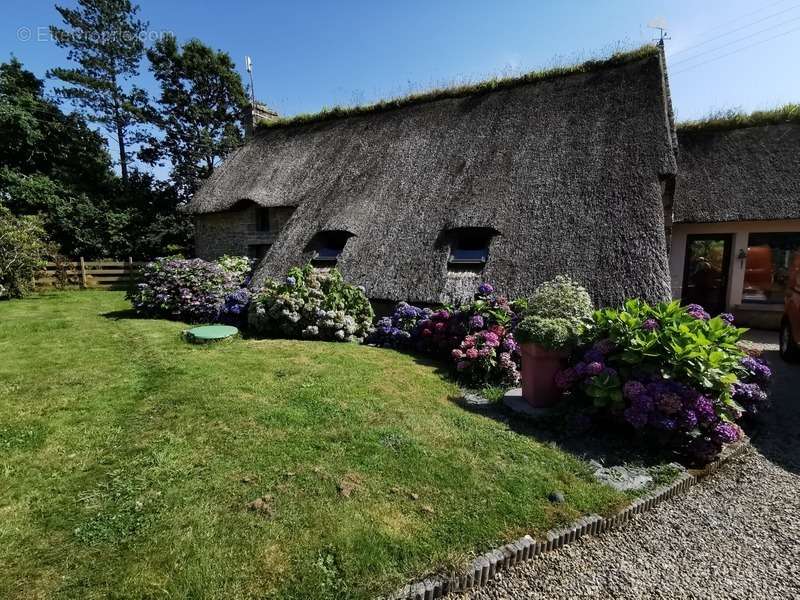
{"left": 256, "top": 44, "right": 660, "bottom": 130}
{"left": 678, "top": 104, "right": 800, "bottom": 133}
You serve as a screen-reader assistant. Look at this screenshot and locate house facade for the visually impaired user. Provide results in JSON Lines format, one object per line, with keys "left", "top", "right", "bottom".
{"left": 187, "top": 46, "right": 679, "bottom": 309}
{"left": 669, "top": 118, "right": 800, "bottom": 328}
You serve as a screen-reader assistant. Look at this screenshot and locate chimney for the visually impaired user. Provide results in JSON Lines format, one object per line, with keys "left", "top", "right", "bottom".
{"left": 243, "top": 101, "right": 278, "bottom": 137}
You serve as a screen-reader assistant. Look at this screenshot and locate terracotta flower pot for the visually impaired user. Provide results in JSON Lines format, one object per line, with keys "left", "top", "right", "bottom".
{"left": 520, "top": 342, "right": 567, "bottom": 407}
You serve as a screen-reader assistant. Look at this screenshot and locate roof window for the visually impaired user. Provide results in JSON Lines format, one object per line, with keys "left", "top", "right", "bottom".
{"left": 448, "top": 228, "right": 495, "bottom": 270}
{"left": 310, "top": 230, "right": 353, "bottom": 265}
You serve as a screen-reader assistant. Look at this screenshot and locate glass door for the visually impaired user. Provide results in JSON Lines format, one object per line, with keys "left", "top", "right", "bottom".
{"left": 681, "top": 234, "right": 732, "bottom": 316}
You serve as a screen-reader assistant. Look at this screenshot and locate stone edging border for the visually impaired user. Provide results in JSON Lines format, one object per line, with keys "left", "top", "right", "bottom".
{"left": 386, "top": 437, "right": 751, "bottom": 600}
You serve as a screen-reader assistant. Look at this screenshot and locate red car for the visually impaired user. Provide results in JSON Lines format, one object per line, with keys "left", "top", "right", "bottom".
{"left": 780, "top": 253, "right": 800, "bottom": 362}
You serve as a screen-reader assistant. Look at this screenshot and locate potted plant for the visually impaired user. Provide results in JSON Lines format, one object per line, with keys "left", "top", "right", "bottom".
{"left": 514, "top": 276, "right": 593, "bottom": 407}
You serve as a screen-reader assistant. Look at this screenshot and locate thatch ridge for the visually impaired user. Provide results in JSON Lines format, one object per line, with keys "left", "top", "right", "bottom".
{"left": 674, "top": 119, "right": 800, "bottom": 223}
{"left": 677, "top": 104, "right": 800, "bottom": 134}
{"left": 255, "top": 45, "right": 660, "bottom": 131}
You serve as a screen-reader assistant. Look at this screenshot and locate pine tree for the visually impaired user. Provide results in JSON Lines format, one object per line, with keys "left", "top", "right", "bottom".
{"left": 49, "top": 0, "right": 148, "bottom": 183}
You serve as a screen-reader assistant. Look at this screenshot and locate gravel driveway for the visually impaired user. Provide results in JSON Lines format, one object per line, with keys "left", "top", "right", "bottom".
{"left": 457, "top": 333, "right": 800, "bottom": 599}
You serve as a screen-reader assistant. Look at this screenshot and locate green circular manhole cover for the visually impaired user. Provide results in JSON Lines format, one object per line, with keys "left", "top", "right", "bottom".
{"left": 184, "top": 325, "right": 239, "bottom": 344}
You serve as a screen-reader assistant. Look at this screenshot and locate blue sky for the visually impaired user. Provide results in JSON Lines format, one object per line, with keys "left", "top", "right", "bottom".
{"left": 3, "top": 0, "right": 800, "bottom": 172}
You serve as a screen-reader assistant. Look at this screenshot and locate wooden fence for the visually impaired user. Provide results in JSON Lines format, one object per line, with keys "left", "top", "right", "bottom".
{"left": 35, "top": 258, "right": 145, "bottom": 290}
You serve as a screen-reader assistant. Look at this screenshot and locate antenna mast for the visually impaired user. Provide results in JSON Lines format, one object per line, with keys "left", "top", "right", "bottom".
{"left": 647, "top": 18, "right": 671, "bottom": 47}
{"left": 245, "top": 56, "right": 255, "bottom": 104}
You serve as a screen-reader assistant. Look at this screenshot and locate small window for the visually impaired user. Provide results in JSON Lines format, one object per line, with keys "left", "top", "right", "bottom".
{"left": 310, "top": 231, "right": 352, "bottom": 265}
{"left": 255, "top": 207, "right": 270, "bottom": 232}
{"left": 448, "top": 228, "right": 494, "bottom": 268}
{"left": 247, "top": 244, "right": 270, "bottom": 260}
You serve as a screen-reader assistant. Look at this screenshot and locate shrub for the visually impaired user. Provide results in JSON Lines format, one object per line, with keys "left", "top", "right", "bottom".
{"left": 369, "top": 283, "right": 523, "bottom": 386}
{"left": 128, "top": 257, "right": 242, "bottom": 323}
{"left": 0, "top": 205, "right": 49, "bottom": 299}
{"left": 526, "top": 275, "right": 593, "bottom": 322}
{"left": 219, "top": 287, "right": 252, "bottom": 327}
{"left": 217, "top": 255, "right": 254, "bottom": 282}
{"left": 557, "top": 300, "right": 764, "bottom": 462}
{"left": 249, "top": 265, "right": 374, "bottom": 342}
{"left": 366, "top": 302, "right": 432, "bottom": 349}
{"left": 451, "top": 325, "right": 520, "bottom": 386}
{"left": 516, "top": 276, "right": 594, "bottom": 351}
{"left": 515, "top": 315, "right": 574, "bottom": 350}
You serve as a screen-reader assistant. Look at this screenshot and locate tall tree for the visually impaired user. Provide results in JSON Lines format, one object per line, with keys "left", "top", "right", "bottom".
{"left": 0, "top": 58, "right": 112, "bottom": 193}
{"left": 143, "top": 34, "right": 248, "bottom": 199}
{"left": 49, "top": 0, "right": 148, "bottom": 183}
{"left": 0, "top": 58, "right": 192, "bottom": 259}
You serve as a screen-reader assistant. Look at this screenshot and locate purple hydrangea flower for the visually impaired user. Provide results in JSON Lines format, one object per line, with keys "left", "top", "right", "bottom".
{"left": 285, "top": 276, "right": 296, "bottom": 287}
{"left": 469, "top": 315, "right": 485, "bottom": 330}
{"left": 741, "top": 356, "right": 772, "bottom": 385}
{"left": 712, "top": 422, "right": 741, "bottom": 444}
{"left": 720, "top": 313, "right": 735, "bottom": 325}
{"left": 555, "top": 367, "right": 579, "bottom": 390}
{"left": 585, "top": 361, "right": 604, "bottom": 376}
{"left": 642, "top": 318, "right": 660, "bottom": 332}
{"left": 686, "top": 303, "right": 710, "bottom": 320}
{"left": 693, "top": 395, "right": 717, "bottom": 423}
{"left": 477, "top": 283, "right": 494, "bottom": 295}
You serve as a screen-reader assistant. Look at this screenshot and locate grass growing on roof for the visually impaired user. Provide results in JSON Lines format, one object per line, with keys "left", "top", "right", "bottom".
{"left": 257, "top": 44, "right": 660, "bottom": 131}
{"left": 678, "top": 103, "right": 800, "bottom": 133}
{"left": 0, "top": 292, "right": 628, "bottom": 599}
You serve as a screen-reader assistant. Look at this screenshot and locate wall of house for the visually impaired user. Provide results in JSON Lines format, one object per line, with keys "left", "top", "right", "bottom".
{"left": 670, "top": 219, "right": 800, "bottom": 329}
{"left": 194, "top": 204, "right": 296, "bottom": 260}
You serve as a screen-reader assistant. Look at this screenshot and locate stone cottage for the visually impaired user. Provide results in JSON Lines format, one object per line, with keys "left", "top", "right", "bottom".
{"left": 186, "top": 45, "right": 679, "bottom": 309}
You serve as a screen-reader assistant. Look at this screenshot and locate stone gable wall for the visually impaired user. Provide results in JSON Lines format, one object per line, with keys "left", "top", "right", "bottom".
{"left": 194, "top": 204, "right": 296, "bottom": 260}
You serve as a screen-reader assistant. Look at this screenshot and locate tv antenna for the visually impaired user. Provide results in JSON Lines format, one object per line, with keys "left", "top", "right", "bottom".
{"left": 245, "top": 55, "right": 255, "bottom": 104}
{"left": 647, "top": 17, "right": 670, "bottom": 47}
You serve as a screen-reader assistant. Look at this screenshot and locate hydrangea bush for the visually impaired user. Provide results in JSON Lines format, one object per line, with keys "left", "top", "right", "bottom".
{"left": 128, "top": 257, "right": 244, "bottom": 323}
{"left": 368, "top": 283, "right": 522, "bottom": 386}
{"left": 249, "top": 265, "right": 374, "bottom": 342}
{"left": 366, "top": 302, "right": 433, "bottom": 349}
{"left": 557, "top": 299, "right": 771, "bottom": 462}
{"left": 217, "top": 255, "right": 254, "bottom": 282}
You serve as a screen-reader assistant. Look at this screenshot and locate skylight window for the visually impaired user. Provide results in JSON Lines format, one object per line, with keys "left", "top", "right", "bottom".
{"left": 310, "top": 231, "right": 352, "bottom": 265}
{"left": 448, "top": 228, "right": 495, "bottom": 268}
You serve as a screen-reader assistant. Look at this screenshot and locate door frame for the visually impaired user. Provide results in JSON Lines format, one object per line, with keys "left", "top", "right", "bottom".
{"left": 681, "top": 233, "right": 733, "bottom": 314}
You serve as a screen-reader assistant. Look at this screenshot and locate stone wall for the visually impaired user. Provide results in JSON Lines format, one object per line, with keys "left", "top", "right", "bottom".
{"left": 194, "top": 204, "right": 296, "bottom": 260}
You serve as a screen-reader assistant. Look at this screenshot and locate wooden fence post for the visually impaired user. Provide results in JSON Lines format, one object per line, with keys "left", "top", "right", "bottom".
{"left": 79, "top": 257, "right": 87, "bottom": 289}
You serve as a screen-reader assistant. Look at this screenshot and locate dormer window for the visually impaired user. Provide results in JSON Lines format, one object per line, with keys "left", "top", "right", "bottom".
{"left": 310, "top": 230, "right": 352, "bottom": 265}
{"left": 448, "top": 228, "right": 495, "bottom": 269}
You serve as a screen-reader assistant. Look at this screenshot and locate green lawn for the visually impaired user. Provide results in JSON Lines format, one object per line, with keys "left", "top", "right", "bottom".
{"left": 0, "top": 292, "right": 628, "bottom": 599}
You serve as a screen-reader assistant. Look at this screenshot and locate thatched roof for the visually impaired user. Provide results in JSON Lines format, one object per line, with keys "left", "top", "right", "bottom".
{"left": 190, "top": 47, "right": 678, "bottom": 306}
{"left": 674, "top": 115, "right": 800, "bottom": 224}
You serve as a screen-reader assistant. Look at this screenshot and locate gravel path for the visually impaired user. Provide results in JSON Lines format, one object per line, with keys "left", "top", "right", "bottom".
{"left": 457, "top": 334, "right": 800, "bottom": 599}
